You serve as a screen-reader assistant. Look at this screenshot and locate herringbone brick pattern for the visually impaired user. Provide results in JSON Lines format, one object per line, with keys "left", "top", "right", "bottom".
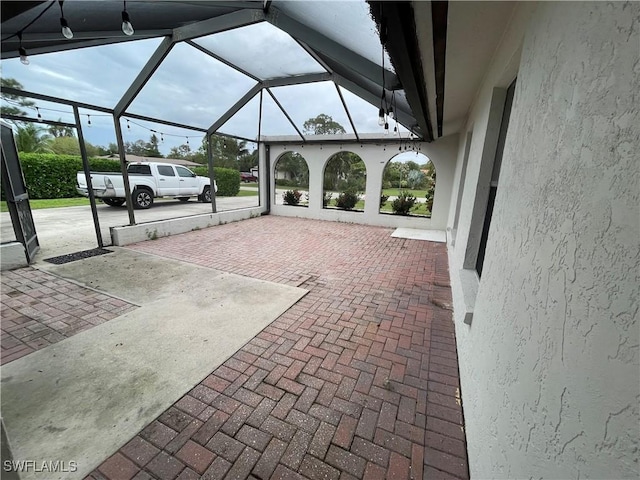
{"left": 88, "top": 216, "right": 468, "bottom": 479}
{"left": 0, "top": 267, "right": 137, "bottom": 364}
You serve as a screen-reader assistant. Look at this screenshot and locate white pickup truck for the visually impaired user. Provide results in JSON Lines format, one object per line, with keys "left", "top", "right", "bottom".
{"left": 77, "top": 162, "right": 216, "bottom": 209}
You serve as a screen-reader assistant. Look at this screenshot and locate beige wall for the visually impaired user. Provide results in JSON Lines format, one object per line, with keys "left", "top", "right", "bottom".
{"left": 447, "top": 2, "right": 639, "bottom": 478}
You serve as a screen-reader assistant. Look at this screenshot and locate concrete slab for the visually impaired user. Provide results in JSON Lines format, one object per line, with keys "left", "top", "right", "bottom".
{"left": 0, "top": 242, "right": 28, "bottom": 271}
{"left": 0, "top": 196, "right": 261, "bottom": 262}
{"left": 391, "top": 227, "right": 446, "bottom": 242}
{"left": 1, "top": 248, "right": 307, "bottom": 480}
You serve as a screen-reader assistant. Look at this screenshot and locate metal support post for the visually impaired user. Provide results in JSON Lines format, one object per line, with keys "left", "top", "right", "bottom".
{"left": 113, "top": 115, "right": 136, "bottom": 225}
{"left": 207, "top": 134, "right": 217, "bottom": 213}
{"left": 257, "top": 90, "right": 264, "bottom": 206}
{"left": 264, "top": 144, "right": 271, "bottom": 213}
{"left": 73, "top": 106, "right": 103, "bottom": 248}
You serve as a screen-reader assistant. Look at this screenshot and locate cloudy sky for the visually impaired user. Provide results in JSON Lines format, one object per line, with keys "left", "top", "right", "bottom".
{"left": 1, "top": 3, "right": 419, "bottom": 160}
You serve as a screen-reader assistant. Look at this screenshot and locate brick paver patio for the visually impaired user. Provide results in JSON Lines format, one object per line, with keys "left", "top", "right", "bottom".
{"left": 85, "top": 215, "right": 468, "bottom": 479}
{"left": 0, "top": 267, "right": 137, "bottom": 365}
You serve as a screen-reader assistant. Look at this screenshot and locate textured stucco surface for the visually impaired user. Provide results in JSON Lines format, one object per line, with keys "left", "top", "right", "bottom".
{"left": 449, "top": 2, "right": 639, "bottom": 478}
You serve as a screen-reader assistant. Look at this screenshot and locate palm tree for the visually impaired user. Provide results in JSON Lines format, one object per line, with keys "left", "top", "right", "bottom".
{"left": 15, "top": 124, "right": 53, "bottom": 153}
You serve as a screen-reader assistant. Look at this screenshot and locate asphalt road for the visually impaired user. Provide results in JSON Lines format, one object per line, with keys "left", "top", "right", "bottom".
{"left": 0, "top": 195, "right": 260, "bottom": 263}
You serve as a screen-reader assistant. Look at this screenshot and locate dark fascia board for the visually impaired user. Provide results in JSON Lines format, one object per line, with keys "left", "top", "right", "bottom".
{"left": 1, "top": 1, "right": 46, "bottom": 23}
{"left": 431, "top": 1, "right": 448, "bottom": 137}
{"left": 368, "top": 1, "right": 434, "bottom": 142}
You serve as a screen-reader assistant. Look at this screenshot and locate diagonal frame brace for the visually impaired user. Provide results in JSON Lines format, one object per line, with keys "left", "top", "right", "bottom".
{"left": 207, "top": 83, "right": 263, "bottom": 135}
{"left": 114, "top": 36, "right": 174, "bottom": 117}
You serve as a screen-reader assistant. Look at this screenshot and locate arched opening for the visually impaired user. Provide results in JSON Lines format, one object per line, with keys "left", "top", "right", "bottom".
{"left": 380, "top": 152, "right": 435, "bottom": 217}
{"left": 323, "top": 151, "right": 366, "bottom": 211}
{"left": 274, "top": 151, "right": 309, "bottom": 206}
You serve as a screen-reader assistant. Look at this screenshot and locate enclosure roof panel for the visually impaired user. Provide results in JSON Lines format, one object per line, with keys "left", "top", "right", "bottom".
{"left": 193, "top": 22, "right": 327, "bottom": 80}
{"left": 0, "top": 1, "right": 424, "bottom": 139}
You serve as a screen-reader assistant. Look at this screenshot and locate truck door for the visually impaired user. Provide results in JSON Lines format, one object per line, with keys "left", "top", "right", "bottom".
{"left": 176, "top": 166, "right": 199, "bottom": 195}
{"left": 156, "top": 165, "right": 180, "bottom": 196}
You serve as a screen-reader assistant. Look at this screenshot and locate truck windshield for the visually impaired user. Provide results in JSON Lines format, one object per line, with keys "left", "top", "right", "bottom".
{"left": 128, "top": 164, "right": 151, "bottom": 175}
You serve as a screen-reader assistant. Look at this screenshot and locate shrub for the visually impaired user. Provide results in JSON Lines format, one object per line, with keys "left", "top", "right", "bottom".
{"left": 425, "top": 192, "right": 434, "bottom": 212}
{"left": 88, "top": 158, "right": 123, "bottom": 173}
{"left": 276, "top": 178, "right": 308, "bottom": 188}
{"left": 323, "top": 192, "right": 332, "bottom": 207}
{"left": 391, "top": 190, "right": 417, "bottom": 215}
{"left": 15, "top": 154, "right": 241, "bottom": 199}
{"left": 192, "top": 166, "right": 240, "bottom": 197}
{"left": 18, "top": 153, "right": 121, "bottom": 199}
{"left": 380, "top": 194, "right": 389, "bottom": 207}
{"left": 275, "top": 179, "right": 295, "bottom": 187}
{"left": 282, "top": 190, "right": 303, "bottom": 206}
{"left": 335, "top": 191, "right": 359, "bottom": 210}
{"left": 191, "top": 166, "right": 208, "bottom": 177}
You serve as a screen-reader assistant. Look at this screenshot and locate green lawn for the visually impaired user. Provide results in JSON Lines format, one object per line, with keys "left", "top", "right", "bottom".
{"left": 324, "top": 198, "right": 431, "bottom": 217}
{"left": 381, "top": 188, "right": 430, "bottom": 198}
{"left": 234, "top": 189, "right": 259, "bottom": 197}
{"left": 1, "top": 198, "right": 90, "bottom": 212}
{"left": 380, "top": 201, "right": 431, "bottom": 216}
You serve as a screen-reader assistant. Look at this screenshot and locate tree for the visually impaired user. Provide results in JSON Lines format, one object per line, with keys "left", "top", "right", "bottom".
{"left": 49, "top": 136, "right": 99, "bottom": 157}
{"left": 303, "top": 114, "right": 346, "bottom": 135}
{"left": 145, "top": 134, "right": 162, "bottom": 157}
{"left": 15, "top": 124, "right": 52, "bottom": 153}
{"left": 124, "top": 139, "right": 147, "bottom": 156}
{"left": 168, "top": 144, "right": 193, "bottom": 159}
{"left": 324, "top": 152, "right": 365, "bottom": 192}
{"left": 276, "top": 152, "right": 309, "bottom": 186}
{"left": 238, "top": 149, "right": 258, "bottom": 172}
{"left": 0, "top": 78, "right": 35, "bottom": 119}
{"left": 48, "top": 121, "right": 75, "bottom": 138}
{"left": 209, "top": 135, "right": 249, "bottom": 169}
{"left": 97, "top": 143, "right": 119, "bottom": 156}
{"left": 407, "top": 169, "right": 425, "bottom": 189}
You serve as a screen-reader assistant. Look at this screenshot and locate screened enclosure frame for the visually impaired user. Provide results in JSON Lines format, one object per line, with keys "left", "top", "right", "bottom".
{"left": 1, "top": 1, "right": 424, "bottom": 141}
{"left": 1, "top": 0, "right": 430, "bottom": 238}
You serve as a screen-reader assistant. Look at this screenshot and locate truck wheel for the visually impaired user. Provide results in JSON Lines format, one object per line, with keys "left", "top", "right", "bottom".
{"left": 103, "top": 198, "right": 125, "bottom": 207}
{"left": 132, "top": 188, "right": 153, "bottom": 209}
{"left": 200, "top": 186, "right": 211, "bottom": 203}
{"left": 178, "top": 197, "right": 190, "bottom": 202}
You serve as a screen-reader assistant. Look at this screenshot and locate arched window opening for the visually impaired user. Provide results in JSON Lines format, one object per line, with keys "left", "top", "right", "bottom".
{"left": 274, "top": 151, "right": 309, "bottom": 206}
{"left": 380, "top": 152, "right": 435, "bottom": 217}
{"left": 323, "top": 152, "right": 366, "bottom": 211}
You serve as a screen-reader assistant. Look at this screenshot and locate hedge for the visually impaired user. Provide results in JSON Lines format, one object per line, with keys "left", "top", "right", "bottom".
{"left": 15, "top": 154, "right": 241, "bottom": 199}
{"left": 192, "top": 166, "right": 240, "bottom": 197}
{"left": 19, "top": 153, "right": 121, "bottom": 199}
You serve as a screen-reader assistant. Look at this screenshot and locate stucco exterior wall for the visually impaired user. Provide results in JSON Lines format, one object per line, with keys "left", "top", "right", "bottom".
{"left": 448, "top": 2, "right": 639, "bottom": 478}
{"left": 269, "top": 134, "right": 458, "bottom": 230}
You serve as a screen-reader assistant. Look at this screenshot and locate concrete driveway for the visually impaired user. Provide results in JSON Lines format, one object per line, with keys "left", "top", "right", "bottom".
{"left": 0, "top": 195, "right": 259, "bottom": 262}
